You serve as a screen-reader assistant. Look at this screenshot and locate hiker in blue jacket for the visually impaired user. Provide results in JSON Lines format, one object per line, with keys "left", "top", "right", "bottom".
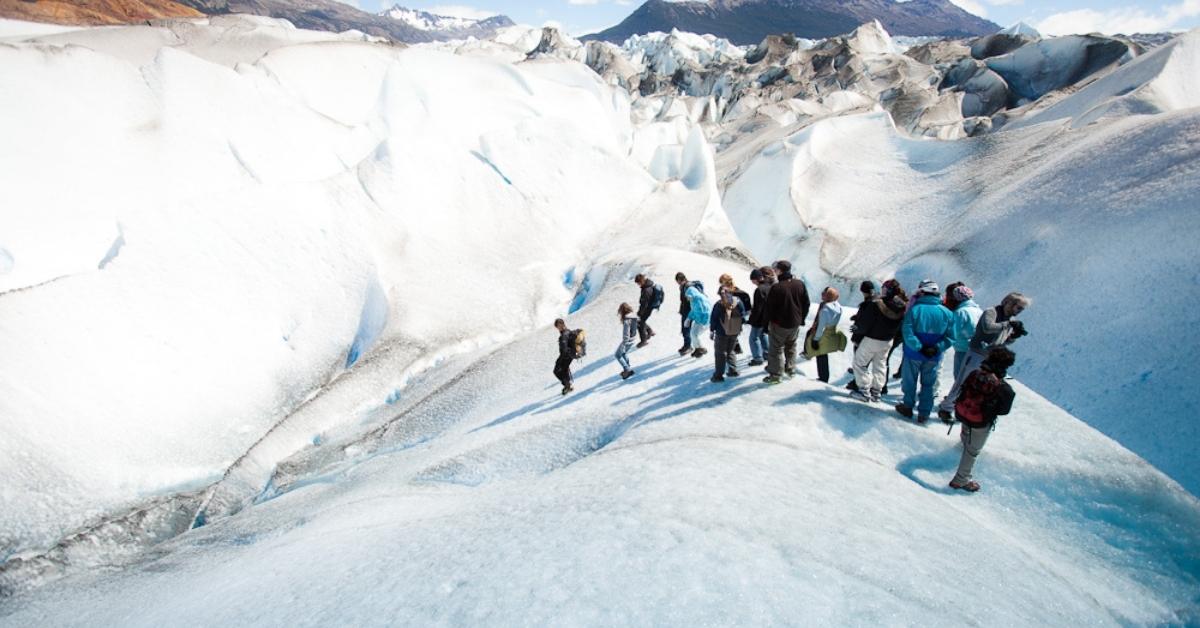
{"left": 937, "top": 284, "right": 984, "bottom": 421}
{"left": 895, "top": 280, "right": 955, "bottom": 424}
{"left": 684, "top": 279, "right": 711, "bottom": 358}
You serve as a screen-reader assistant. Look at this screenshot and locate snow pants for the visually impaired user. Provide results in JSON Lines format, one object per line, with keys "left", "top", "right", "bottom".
{"left": 749, "top": 325, "right": 769, "bottom": 361}
{"left": 553, "top": 356, "right": 573, "bottom": 388}
{"left": 938, "top": 349, "right": 987, "bottom": 413}
{"left": 901, "top": 356, "right": 941, "bottom": 418}
{"left": 766, "top": 323, "right": 800, "bottom": 377}
{"left": 853, "top": 336, "right": 891, "bottom": 394}
{"left": 687, "top": 319, "right": 706, "bottom": 350}
{"left": 714, "top": 335, "right": 738, "bottom": 377}
{"left": 953, "top": 424, "right": 992, "bottom": 484}
{"left": 615, "top": 339, "right": 635, "bottom": 372}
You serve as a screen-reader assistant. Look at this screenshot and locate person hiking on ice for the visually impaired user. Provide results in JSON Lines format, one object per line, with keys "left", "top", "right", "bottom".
{"left": 940, "top": 292, "right": 1030, "bottom": 422}
{"left": 718, "top": 273, "right": 751, "bottom": 356}
{"left": 895, "top": 280, "right": 954, "bottom": 424}
{"left": 634, "top": 274, "right": 662, "bottom": 348}
{"left": 848, "top": 279, "right": 906, "bottom": 402}
{"left": 709, "top": 286, "right": 746, "bottom": 382}
{"left": 615, "top": 303, "right": 639, "bottom": 380}
{"left": 948, "top": 346, "right": 1017, "bottom": 492}
{"left": 747, "top": 267, "right": 775, "bottom": 367}
{"left": 803, "top": 287, "right": 844, "bottom": 383}
{"left": 674, "top": 272, "right": 705, "bottom": 356}
{"left": 846, "top": 280, "right": 876, "bottom": 390}
{"left": 936, "top": 284, "right": 983, "bottom": 422}
{"left": 763, "top": 260, "right": 809, "bottom": 384}
{"left": 683, "top": 277, "right": 711, "bottom": 358}
{"left": 553, "top": 318, "right": 576, "bottom": 396}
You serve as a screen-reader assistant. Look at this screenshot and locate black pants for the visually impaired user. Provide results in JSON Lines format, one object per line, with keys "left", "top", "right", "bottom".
{"left": 680, "top": 314, "right": 691, "bottom": 349}
{"left": 638, "top": 311, "right": 654, "bottom": 342}
{"left": 714, "top": 335, "right": 738, "bottom": 377}
{"left": 553, "top": 356, "right": 573, "bottom": 387}
{"left": 816, "top": 354, "right": 830, "bottom": 382}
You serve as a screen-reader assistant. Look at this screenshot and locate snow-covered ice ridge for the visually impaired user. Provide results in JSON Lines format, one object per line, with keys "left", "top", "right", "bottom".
{"left": 0, "top": 15, "right": 1198, "bottom": 623}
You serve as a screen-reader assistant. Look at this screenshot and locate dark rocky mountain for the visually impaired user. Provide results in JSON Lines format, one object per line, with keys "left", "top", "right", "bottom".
{"left": 586, "top": 0, "right": 1000, "bottom": 45}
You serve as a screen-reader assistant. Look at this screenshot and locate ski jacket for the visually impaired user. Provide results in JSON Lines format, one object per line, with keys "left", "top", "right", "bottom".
{"left": 620, "top": 313, "right": 639, "bottom": 344}
{"left": 750, "top": 280, "right": 774, "bottom": 327}
{"left": 710, "top": 300, "right": 746, "bottom": 337}
{"left": 558, "top": 329, "right": 575, "bottom": 360}
{"left": 685, "top": 285, "right": 711, "bottom": 325}
{"left": 902, "top": 295, "right": 954, "bottom": 362}
{"left": 638, "top": 280, "right": 656, "bottom": 318}
{"left": 850, "top": 297, "right": 872, "bottom": 344}
{"left": 969, "top": 305, "right": 1017, "bottom": 355}
{"left": 765, "top": 274, "right": 810, "bottom": 329}
{"left": 678, "top": 280, "right": 702, "bottom": 316}
{"left": 854, "top": 295, "right": 906, "bottom": 342}
{"left": 949, "top": 299, "right": 983, "bottom": 352}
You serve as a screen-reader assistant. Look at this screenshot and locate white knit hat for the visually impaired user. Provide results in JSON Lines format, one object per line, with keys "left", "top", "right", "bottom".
{"left": 918, "top": 279, "right": 940, "bottom": 295}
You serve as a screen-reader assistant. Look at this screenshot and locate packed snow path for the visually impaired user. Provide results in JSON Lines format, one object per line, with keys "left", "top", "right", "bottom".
{"left": 2, "top": 253, "right": 1197, "bottom": 625}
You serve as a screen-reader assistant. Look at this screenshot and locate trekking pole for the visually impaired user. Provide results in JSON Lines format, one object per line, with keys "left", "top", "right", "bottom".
{"left": 947, "top": 421, "right": 956, "bottom": 436}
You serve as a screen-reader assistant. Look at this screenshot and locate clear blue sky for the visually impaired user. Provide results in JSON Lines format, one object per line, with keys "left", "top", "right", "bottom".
{"left": 356, "top": 0, "right": 1200, "bottom": 37}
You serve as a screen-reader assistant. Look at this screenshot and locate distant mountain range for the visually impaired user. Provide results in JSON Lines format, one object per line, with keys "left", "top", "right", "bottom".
{"left": 586, "top": 0, "right": 1000, "bottom": 45}
{"left": 0, "top": 0, "right": 513, "bottom": 43}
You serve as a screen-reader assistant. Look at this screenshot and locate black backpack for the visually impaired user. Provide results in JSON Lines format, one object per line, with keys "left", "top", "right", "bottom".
{"left": 651, "top": 284, "right": 665, "bottom": 310}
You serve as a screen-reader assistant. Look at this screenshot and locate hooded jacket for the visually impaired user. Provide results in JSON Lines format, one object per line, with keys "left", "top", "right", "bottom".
{"left": 854, "top": 295, "right": 906, "bottom": 342}
{"left": 949, "top": 298, "right": 983, "bottom": 352}
{"left": 637, "top": 280, "right": 657, "bottom": 319}
{"left": 902, "top": 294, "right": 954, "bottom": 361}
{"left": 765, "top": 274, "right": 810, "bottom": 329}
{"left": 685, "top": 284, "right": 711, "bottom": 325}
{"left": 750, "top": 279, "right": 775, "bottom": 327}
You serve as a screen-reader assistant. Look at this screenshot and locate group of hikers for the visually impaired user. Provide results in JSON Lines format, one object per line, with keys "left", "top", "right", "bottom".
{"left": 551, "top": 259, "right": 1031, "bottom": 493}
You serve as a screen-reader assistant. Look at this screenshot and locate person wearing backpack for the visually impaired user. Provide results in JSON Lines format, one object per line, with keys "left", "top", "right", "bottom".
{"left": 895, "top": 280, "right": 954, "bottom": 424}
{"left": 634, "top": 274, "right": 662, "bottom": 348}
{"left": 719, "top": 273, "right": 752, "bottom": 356}
{"left": 747, "top": 267, "right": 775, "bottom": 367}
{"left": 941, "top": 292, "right": 1031, "bottom": 421}
{"left": 709, "top": 286, "right": 747, "bottom": 382}
{"left": 615, "top": 303, "right": 639, "bottom": 380}
{"left": 936, "top": 284, "right": 984, "bottom": 422}
{"left": 803, "top": 287, "right": 844, "bottom": 383}
{"left": 848, "top": 279, "right": 907, "bottom": 402}
{"left": 949, "top": 347, "right": 1017, "bottom": 492}
{"left": 553, "top": 318, "right": 576, "bottom": 395}
{"left": 763, "top": 260, "right": 810, "bottom": 384}
{"left": 674, "top": 272, "right": 705, "bottom": 356}
{"left": 846, "top": 280, "right": 877, "bottom": 388}
{"left": 684, "top": 278, "right": 711, "bottom": 358}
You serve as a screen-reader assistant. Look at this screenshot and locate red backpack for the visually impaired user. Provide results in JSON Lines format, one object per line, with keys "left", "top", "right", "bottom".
{"left": 955, "top": 369, "right": 1002, "bottom": 425}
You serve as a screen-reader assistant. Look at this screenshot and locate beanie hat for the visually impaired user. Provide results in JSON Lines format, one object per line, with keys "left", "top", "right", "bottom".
{"left": 773, "top": 260, "right": 792, "bottom": 274}
{"left": 953, "top": 285, "right": 974, "bottom": 302}
{"left": 859, "top": 280, "right": 876, "bottom": 294}
{"left": 918, "top": 279, "right": 940, "bottom": 295}
{"left": 750, "top": 268, "right": 763, "bottom": 282}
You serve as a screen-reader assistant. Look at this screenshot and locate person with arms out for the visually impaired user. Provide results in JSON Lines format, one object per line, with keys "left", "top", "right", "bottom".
{"left": 804, "top": 287, "right": 844, "bottom": 383}
{"left": 634, "top": 274, "right": 662, "bottom": 348}
{"left": 747, "top": 267, "right": 775, "bottom": 367}
{"left": 763, "top": 260, "right": 810, "bottom": 384}
{"left": 614, "top": 303, "right": 639, "bottom": 380}
{"left": 948, "top": 347, "right": 1017, "bottom": 492}
{"left": 848, "top": 279, "right": 907, "bottom": 402}
{"left": 937, "top": 284, "right": 983, "bottom": 422}
{"left": 895, "top": 280, "right": 954, "bottom": 423}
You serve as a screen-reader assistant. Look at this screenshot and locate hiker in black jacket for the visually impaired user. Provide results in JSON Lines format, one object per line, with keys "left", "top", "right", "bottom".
{"left": 763, "top": 260, "right": 810, "bottom": 384}
{"left": 949, "top": 347, "right": 1017, "bottom": 493}
{"left": 747, "top": 267, "right": 775, "bottom": 367}
{"left": 846, "top": 280, "right": 876, "bottom": 389}
{"left": 848, "top": 280, "right": 907, "bottom": 402}
{"left": 634, "top": 274, "right": 657, "bottom": 347}
{"left": 553, "top": 318, "right": 574, "bottom": 395}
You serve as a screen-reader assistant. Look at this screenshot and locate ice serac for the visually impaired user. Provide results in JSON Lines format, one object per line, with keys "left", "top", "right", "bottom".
{"left": 986, "top": 34, "right": 1132, "bottom": 102}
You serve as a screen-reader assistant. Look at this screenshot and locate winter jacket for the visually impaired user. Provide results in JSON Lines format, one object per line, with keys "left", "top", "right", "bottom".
{"left": 902, "top": 295, "right": 954, "bottom": 362}
{"left": 558, "top": 329, "right": 575, "bottom": 360}
{"left": 638, "top": 280, "right": 657, "bottom": 319}
{"left": 850, "top": 297, "right": 872, "bottom": 344}
{"left": 805, "top": 301, "right": 846, "bottom": 357}
{"left": 750, "top": 280, "right": 774, "bottom": 327}
{"left": 685, "top": 285, "right": 711, "bottom": 325}
{"left": 812, "top": 301, "right": 843, "bottom": 341}
{"left": 949, "top": 298, "right": 983, "bottom": 352}
{"left": 765, "top": 274, "right": 810, "bottom": 329}
{"left": 731, "top": 288, "right": 752, "bottom": 317}
{"left": 678, "top": 280, "right": 702, "bottom": 316}
{"left": 854, "top": 295, "right": 906, "bottom": 342}
{"left": 969, "top": 305, "right": 1016, "bottom": 355}
{"left": 710, "top": 299, "right": 746, "bottom": 337}
{"left": 620, "top": 313, "right": 639, "bottom": 344}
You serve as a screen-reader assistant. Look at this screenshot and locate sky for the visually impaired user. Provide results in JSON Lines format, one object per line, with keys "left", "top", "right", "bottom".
{"left": 355, "top": 0, "right": 1200, "bottom": 38}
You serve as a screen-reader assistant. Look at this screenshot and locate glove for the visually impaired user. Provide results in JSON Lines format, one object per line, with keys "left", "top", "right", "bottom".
{"left": 919, "top": 345, "right": 939, "bottom": 358}
{"left": 811, "top": 338, "right": 820, "bottom": 350}
{"left": 1009, "top": 320, "right": 1027, "bottom": 339}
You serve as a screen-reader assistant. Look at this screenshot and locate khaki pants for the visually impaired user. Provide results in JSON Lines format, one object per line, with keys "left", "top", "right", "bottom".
{"left": 767, "top": 323, "right": 800, "bottom": 377}
{"left": 853, "top": 336, "right": 891, "bottom": 394}
{"left": 953, "top": 424, "right": 991, "bottom": 484}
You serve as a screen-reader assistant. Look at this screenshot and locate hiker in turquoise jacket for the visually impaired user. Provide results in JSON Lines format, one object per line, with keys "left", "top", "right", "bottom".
{"left": 895, "top": 280, "right": 954, "bottom": 423}
{"left": 684, "top": 281, "right": 711, "bottom": 357}
{"left": 937, "top": 285, "right": 984, "bottom": 419}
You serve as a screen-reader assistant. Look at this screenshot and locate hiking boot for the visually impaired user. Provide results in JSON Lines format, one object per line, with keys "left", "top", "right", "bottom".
{"left": 710, "top": 375, "right": 725, "bottom": 383}
{"left": 636, "top": 340, "right": 649, "bottom": 348}
{"left": 692, "top": 348, "right": 708, "bottom": 358}
{"left": 846, "top": 380, "right": 859, "bottom": 391}
{"left": 562, "top": 385, "right": 574, "bottom": 396}
{"left": 678, "top": 346, "right": 692, "bottom": 356}
{"left": 938, "top": 410, "right": 953, "bottom": 424}
{"left": 894, "top": 403, "right": 913, "bottom": 418}
{"left": 784, "top": 366, "right": 797, "bottom": 376}
{"left": 916, "top": 415, "right": 929, "bottom": 424}
{"left": 727, "top": 369, "right": 739, "bottom": 377}
{"left": 848, "top": 390, "right": 871, "bottom": 403}
{"left": 762, "top": 375, "right": 782, "bottom": 385}
{"left": 949, "top": 479, "right": 981, "bottom": 492}
{"left": 881, "top": 385, "right": 888, "bottom": 395}
{"left": 620, "top": 370, "right": 635, "bottom": 380}
{"left": 868, "top": 391, "right": 881, "bottom": 403}
{"left": 748, "top": 358, "right": 764, "bottom": 366}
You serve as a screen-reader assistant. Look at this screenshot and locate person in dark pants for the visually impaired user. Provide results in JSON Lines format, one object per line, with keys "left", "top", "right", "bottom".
{"left": 747, "top": 267, "right": 775, "bottom": 367}
{"left": 709, "top": 286, "right": 747, "bottom": 382}
{"left": 763, "top": 260, "right": 810, "bottom": 384}
{"left": 846, "top": 280, "right": 876, "bottom": 387}
{"left": 674, "top": 272, "right": 705, "bottom": 356}
{"left": 805, "top": 287, "right": 843, "bottom": 383}
{"left": 553, "top": 318, "right": 575, "bottom": 395}
{"left": 634, "top": 274, "right": 658, "bottom": 347}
